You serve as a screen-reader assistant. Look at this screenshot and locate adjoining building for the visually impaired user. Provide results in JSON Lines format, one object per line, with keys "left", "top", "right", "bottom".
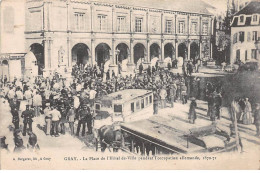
{"left": 230, "top": 0, "right": 260, "bottom": 65}
{"left": 0, "top": 0, "right": 26, "bottom": 81}
{"left": 1, "top": 0, "right": 215, "bottom": 79}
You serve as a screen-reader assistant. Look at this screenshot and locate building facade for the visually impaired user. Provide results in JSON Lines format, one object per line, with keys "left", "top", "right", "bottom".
{"left": 0, "top": 0, "right": 26, "bottom": 81}
{"left": 230, "top": 1, "right": 260, "bottom": 65}
{"left": 24, "top": 0, "right": 214, "bottom": 76}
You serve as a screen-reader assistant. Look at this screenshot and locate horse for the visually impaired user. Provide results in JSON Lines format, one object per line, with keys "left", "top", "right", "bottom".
{"left": 97, "top": 123, "right": 122, "bottom": 152}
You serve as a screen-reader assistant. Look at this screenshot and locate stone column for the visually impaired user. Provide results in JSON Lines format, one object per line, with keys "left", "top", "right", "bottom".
{"left": 91, "top": 4, "right": 94, "bottom": 32}
{"left": 199, "top": 40, "right": 202, "bottom": 59}
{"left": 91, "top": 38, "right": 95, "bottom": 65}
{"left": 187, "top": 40, "right": 190, "bottom": 60}
{"left": 110, "top": 38, "right": 118, "bottom": 75}
{"left": 175, "top": 40, "right": 178, "bottom": 59}
{"left": 67, "top": 36, "right": 71, "bottom": 67}
{"left": 127, "top": 38, "right": 135, "bottom": 73}
{"left": 147, "top": 38, "right": 150, "bottom": 62}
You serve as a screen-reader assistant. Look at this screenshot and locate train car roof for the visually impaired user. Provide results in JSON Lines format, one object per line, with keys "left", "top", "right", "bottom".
{"left": 121, "top": 116, "right": 205, "bottom": 153}
{"left": 99, "top": 89, "right": 152, "bottom": 104}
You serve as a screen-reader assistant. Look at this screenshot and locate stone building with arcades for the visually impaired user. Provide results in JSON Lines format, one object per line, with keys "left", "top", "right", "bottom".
{"left": 2, "top": 0, "right": 215, "bottom": 78}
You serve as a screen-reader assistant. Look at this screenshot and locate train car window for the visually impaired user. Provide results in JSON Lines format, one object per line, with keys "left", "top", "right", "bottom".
{"left": 131, "top": 102, "right": 135, "bottom": 113}
{"left": 136, "top": 101, "right": 140, "bottom": 110}
{"left": 145, "top": 97, "right": 148, "bottom": 106}
{"left": 141, "top": 99, "right": 144, "bottom": 109}
{"left": 149, "top": 95, "right": 152, "bottom": 103}
{"left": 95, "top": 104, "right": 101, "bottom": 110}
{"left": 114, "top": 104, "right": 122, "bottom": 113}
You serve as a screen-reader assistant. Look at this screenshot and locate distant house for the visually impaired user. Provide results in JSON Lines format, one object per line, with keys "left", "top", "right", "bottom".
{"left": 230, "top": 0, "right": 260, "bottom": 65}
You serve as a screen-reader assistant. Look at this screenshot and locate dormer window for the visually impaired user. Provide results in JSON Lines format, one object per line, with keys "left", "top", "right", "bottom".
{"left": 251, "top": 14, "right": 259, "bottom": 25}
{"left": 239, "top": 15, "right": 244, "bottom": 23}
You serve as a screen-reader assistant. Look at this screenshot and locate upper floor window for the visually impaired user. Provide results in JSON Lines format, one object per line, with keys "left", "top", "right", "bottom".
{"left": 97, "top": 14, "right": 107, "bottom": 31}
{"left": 251, "top": 49, "right": 257, "bottom": 59}
{"left": 233, "top": 33, "right": 238, "bottom": 44}
{"left": 135, "top": 17, "right": 143, "bottom": 32}
{"left": 191, "top": 22, "right": 197, "bottom": 35}
{"left": 252, "top": 31, "right": 258, "bottom": 41}
{"left": 247, "top": 32, "right": 251, "bottom": 41}
{"left": 74, "top": 12, "right": 85, "bottom": 31}
{"left": 202, "top": 23, "right": 208, "bottom": 35}
{"left": 239, "top": 31, "right": 245, "bottom": 42}
{"left": 165, "top": 20, "right": 173, "bottom": 34}
{"left": 117, "top": 16, "right": 126, "bottom": 32}
{"left": 178, "top": 21, "right": 185, "bottom": 34}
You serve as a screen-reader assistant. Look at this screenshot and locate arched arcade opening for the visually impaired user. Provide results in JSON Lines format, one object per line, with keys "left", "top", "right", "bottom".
{"left": 72, "top": 43, "right": 90, "bottom": 66}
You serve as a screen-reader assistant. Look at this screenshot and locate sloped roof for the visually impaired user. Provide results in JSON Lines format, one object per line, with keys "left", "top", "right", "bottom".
{"left": 72, "top": 0, "right": 215, "bottom": 15}
{"left": 235, "top": 1, "right": 260, "bottom": 16}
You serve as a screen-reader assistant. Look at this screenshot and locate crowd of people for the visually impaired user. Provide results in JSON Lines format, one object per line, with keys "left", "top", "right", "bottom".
{"left": 0, "top": 61, "right": 259, "bottom": 153}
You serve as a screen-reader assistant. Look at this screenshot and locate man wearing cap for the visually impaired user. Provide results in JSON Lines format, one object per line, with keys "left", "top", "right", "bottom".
{"left": 12, "top": 107, "right": 20, "bottom": 130}
{"left": 21, "top": 105, "right": 34, "bottom": 136}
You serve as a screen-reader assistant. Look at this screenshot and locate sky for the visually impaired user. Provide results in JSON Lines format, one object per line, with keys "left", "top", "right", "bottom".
{"left": 202, "top": 0, "right": 228, "bottom": 15}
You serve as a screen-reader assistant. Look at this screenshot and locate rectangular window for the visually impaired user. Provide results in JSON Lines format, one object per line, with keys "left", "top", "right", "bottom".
{"left": 74, "top": 12, "right": 85, "bottom": 31}
{"left": 233, "top": 33, "right": 238, "bottom": 44}
{"left": 141, "top": 99, "right": 144, "bottom": 109}
{"left": 191, "top": 22, "right": 197, "bottom": 35}
{"left": 178, "top": 21, "right": 185, "bottom": 34}
{"left": 252, "top": 15, "right": 258, "bottom": 22}
{"left": 114, "top": 104, "right": 122, "bottom": 113}
{"left": 251, "top": 49, "right": 257, "bottom": 59}
{"left": 247, "top": 32, "right": 251, "bottom": 41}
{"left": 165, "top": 20, "right": 173, "bottom": 34}
{"left": 202, "top": 23, "right": 208, "bottom": 35}
{"left": 135, "top": 17, "right": 143, "bottom": 32}
{"left": 136, "top": 101, "right": 140, "bottom": 110}
{"left": 239, "top": 31, "right": 245, "bottom": 42}
{"left": 149, "top": 95, "right": 152, "bottom": 103}
{"left": 236, "top": 49, "right": 240, "bottom": 61}
{"left": 131, "top": 102, "right": 135, "bottom": 113}
{"left": 252, "top": 31, "right": 258, "bottom": 41}
{"left": 239, "top": 15, "right": 244, "bottom": 23}
{"left": 117, "top": 16, "right": 126, "bottom": 32}
{"left": 145, "top": 97, "right": 149, "bottom": 106}
{"left": 97, "top": 14, "right": 107, "bottom": 31}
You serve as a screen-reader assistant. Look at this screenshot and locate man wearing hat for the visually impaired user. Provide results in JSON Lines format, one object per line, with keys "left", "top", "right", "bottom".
{"left": 76, "top": 105, "right": 88, "bottom": 137}
{"left": 50, "top": 105, "right": 61, "bottom": 137}
{"left": 21, "top": 105, "right": 34, "bottom": 136}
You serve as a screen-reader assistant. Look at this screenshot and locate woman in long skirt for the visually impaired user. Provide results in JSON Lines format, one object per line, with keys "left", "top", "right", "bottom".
{"left": 243, "top": 98, "right": 252, "bottom": 125}
{"left": 189, "top": 98, "right": 197, "bottom": 124}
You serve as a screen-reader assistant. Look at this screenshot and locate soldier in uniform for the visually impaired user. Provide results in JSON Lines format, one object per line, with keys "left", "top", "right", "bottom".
{"left": 11, "top": 107, "right": 20, "bottom": 130}
{"left": 86, "top": 105, "right": 93, "bottom": 134}
{"left": 76, "top": 106, "right": 88, "bottom": 137}
{"left": 21, "top": 105, "right": 34, "bottom": 136}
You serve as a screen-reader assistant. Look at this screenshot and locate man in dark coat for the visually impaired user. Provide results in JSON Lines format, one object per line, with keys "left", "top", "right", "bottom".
{"left": 139, "top": 63, "right": 143, "bottom": 75}
{"left": 214, "top": 94, "right": 222, "bottom": 119}
{"left": 12, "top": 107, "right": 20, "bottom": 130}
{"left": 147, "top": 65, "right": 151, "bottom": 76}
{"left": 76, "top": 106, "right": 88, "bottom": 136}
{"left": 13, "top": 130, "right": 26, "bottom": 152}
{"left": 86, "top": 105, "right": 93, "bottom": 134}
{"left": 21, "top": 105, "right": 34, "bottom": 136}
